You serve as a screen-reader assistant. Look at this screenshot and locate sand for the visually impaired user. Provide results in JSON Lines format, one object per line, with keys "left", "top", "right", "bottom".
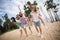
{"left": 0, "top": 21, "right": 60, "bottom": 40}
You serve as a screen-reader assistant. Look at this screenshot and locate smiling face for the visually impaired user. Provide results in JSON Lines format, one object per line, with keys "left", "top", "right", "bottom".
{"left": 32, "top": 7, "right": 37, "bottom": 12}
{"left": 16, "top": 14, "right": 20, "bottom": 20}
{"left": 19, "top": 13, "right": 23, "bottom": 17}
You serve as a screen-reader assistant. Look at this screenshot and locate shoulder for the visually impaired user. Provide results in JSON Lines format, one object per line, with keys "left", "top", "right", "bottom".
{"left": 30, "top": 11, "right": 34, "bottom": 15}
{"left": 37, "top": 11, "right": 41, "bottom": 15}
{"left": 37, "top": 11, "right": 40, "bottom": 13}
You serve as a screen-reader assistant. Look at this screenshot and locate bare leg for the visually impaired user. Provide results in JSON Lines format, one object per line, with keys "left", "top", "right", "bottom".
{"left": 38, "top": 26, "right": 43, "bottom": 38}
{"left": 35, "top": 26, "right": 39, "bottom": 33}
{"left": 28, "top": 21, "right": 32, "bottom": 34}
{"left": 20, "top": 30, "right": 22, "bottom": 36}
{"left": 38, "top": 26, "right": 42, "bottom": 34}
{"left": 29, "top": 26, "right": 32, "bottom": 33}
{"left": 24, "top": 28, "right": 28, "bottom": 37}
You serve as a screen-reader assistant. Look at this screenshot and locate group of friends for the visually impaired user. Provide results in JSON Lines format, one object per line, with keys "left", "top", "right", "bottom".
{"left": 11, "top": 6, "right": 46, "bottom": 37}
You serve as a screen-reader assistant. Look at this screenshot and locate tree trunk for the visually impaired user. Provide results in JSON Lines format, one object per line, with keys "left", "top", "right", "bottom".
{"left": 50, "top": 9, "right": 56, "bottom": 21}
{"left": 47, "top": 9, "right": 54, "bottom": 22}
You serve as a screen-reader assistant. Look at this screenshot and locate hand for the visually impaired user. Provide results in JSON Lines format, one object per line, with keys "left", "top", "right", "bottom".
{"left": 18, "top": 5, "right": 21, "bottom": 11}
{"left": 45, "top": 25, "right": 48, "bottom": 29}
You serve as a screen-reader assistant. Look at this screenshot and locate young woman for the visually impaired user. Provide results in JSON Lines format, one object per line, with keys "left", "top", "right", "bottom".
{"left": 11, "top": 15, "right": 23, "bottom": 36}
{"left": 11, "top": 17, "right": 16, "bottom": 25}
{"left": 30, "top": 7, "right": 45, "bottom": 37}
{"left": 19, "top": 13, "right": 28, "bottom": 37}
{"left": 18, "top": 5, "right": 32, "bottom": 35}
{"left": 16, "top": 14, "right": 23, "bottom": 36}
{"left": 11, "top": 17, "right": 17, "bottom": 29}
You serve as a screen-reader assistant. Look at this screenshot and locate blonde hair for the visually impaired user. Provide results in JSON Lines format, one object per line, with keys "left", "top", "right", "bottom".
{"left": 33, "top": 7, "right": 37, "bottom": 12}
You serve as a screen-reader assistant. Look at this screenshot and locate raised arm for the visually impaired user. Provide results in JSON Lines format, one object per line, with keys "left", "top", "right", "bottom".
{"left": 18, "top": 5, "right": 21, "bottom": 12}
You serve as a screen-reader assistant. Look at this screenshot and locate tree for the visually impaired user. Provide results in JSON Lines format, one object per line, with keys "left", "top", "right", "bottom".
{"left": 53, "top": 4, "right": 59, "bottom": 21}
{"left": 33, "top": 1, "right": 37, "bottom": 5}
{"left": 3, "top": 13, "right": 11, "bottom": 30}
{"left": 44, "top": 0, "right": 54, "bottom": 22}
{"left": 2, "top": 13, "right": 18, "bottom": 31}
{"left": 24, "top": 1, "right": 31, "bottom": 17}
{"left": 0, "top": 18, "right": 3, "bottom": 26}
{"left": 24, "top": 1, "right": 38, "bottom": 17}
{"left": 0, "top": 19, "right": 3, "bottom": 34}
{"left": 44, "top": 0, "right": 59, "bottom": 22}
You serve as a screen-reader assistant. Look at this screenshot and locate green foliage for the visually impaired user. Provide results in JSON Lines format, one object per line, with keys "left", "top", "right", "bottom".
{"left": 0, "top": 18, "right": 2, "bottom": 26}
{"left": 0, "top": 13, "right": 18, "bottom": 35}
{"left": 3, "top": 14, "right": 10, "bottom": 30}
{"left": 25, "top": 8, "right": 31, "bottom": 17}
{"left": 44, "top": 0, "right": 59, "bottom": 10}
{"left": 44, "top": 0, "right": 60, "bottom": 21}
{"left": 33, "top": 1, "right": 37, "bottom": 5}
{"left": 24, "top": 5, "right": 27, "bottom": 10}
{"left": 24, "top": 1, "right": 38, "bottom": 17}
{"left": 27, "top": 1, "right": 31, "bottom": 5}
{"left": 44, "top": 0, "right": 53, "bottom": 10}
{"left": 24, "top": 2, "right": 31, "bottom": 17}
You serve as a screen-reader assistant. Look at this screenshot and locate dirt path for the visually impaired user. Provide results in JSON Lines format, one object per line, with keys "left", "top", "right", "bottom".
{"left": 0, "top": 21, "right": 60, "bottom": 40}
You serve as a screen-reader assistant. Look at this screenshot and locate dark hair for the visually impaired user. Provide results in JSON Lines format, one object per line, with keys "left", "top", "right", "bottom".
{"left": 11, "top": 17, "right": 16, "bottom": 22}
{"left": 19, "top": 13, "right": 23, "bottom": 17}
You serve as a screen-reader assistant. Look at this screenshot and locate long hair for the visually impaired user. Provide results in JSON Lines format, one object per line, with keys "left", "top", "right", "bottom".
{"left": 34, "top": 7, "right": 37, "bottom": 12}
{"left": 11, "top": 17, "right": 16, "bottom": 22}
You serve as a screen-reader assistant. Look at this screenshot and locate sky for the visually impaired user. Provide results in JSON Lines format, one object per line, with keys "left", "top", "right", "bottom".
{"left": 0, "top": 0, "right": 60, "bottom": 20}
{"left": 0, "top": 0, "right": 41, "bottom": 18}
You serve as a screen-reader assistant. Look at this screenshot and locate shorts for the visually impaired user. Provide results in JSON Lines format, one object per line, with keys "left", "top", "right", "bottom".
{"left": 24, "top": 24, "right": 28, "bottom": 28}
{"left": 19, "top": 27, "right": 22, "bottom": 30}
{"left": 34, "top": 21, "right": 40, "bottom": 27}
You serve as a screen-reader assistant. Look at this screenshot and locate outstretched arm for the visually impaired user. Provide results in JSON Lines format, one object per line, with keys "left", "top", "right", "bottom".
{"left": 39, "top": 15, "right": 45, "bottom": 26}
{"left": 38, "top": 11, "right": 45, "bottom": 26}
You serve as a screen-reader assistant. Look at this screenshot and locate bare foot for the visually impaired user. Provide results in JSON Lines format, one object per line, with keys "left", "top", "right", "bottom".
{"left": 26, "top": 35, "right": 28, "bottom": 37}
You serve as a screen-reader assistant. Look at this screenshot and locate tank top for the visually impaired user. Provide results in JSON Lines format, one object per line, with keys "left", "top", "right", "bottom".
{"left": 20, "top": 17, "right": 27, "bottom": 25}
{"left": 16, "top": 20, "right": 21, "bottom": 27}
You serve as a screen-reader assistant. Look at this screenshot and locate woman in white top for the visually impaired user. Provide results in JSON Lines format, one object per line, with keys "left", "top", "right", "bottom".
{"left": 30, "top": 7, "right": 45, "bottom": 37}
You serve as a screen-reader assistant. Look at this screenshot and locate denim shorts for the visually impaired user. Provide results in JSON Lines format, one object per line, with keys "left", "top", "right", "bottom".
{"left": 24, "top": 24, "right": 28, "bottom": 28}
{"left": 34, "top": 21, "right": 40, "bottom": 27}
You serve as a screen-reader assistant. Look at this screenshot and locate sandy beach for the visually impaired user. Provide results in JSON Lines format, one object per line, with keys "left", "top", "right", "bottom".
{"left": 0, "top": 21, "right": 60, "bottom": 40}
